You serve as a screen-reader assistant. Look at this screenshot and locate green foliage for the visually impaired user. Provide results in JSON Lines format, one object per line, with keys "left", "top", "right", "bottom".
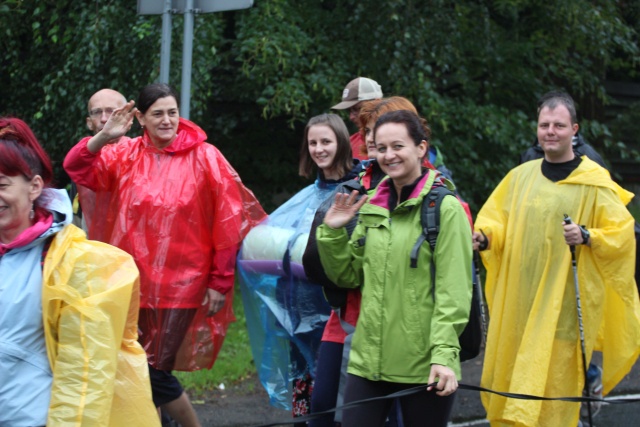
{"left": 605, "top": 101, "right": 640, "bottom": 160}
{"left": 3, "top": 0, "right": 638, "bottom": 387}
{"left": 2, "top": 0, "right": 639, "bottom": 211}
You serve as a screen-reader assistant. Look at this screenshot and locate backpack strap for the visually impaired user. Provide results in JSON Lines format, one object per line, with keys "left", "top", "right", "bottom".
{"left": 409, "top": 183, "right": 485, "bottom": 362}
{"left": 409, "top": 185, "right": 455, "bottom": 268}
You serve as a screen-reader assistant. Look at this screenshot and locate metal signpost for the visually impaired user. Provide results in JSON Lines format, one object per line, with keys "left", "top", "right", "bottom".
{"left": 137, "top": 0, "right": 254, "bottom": 119}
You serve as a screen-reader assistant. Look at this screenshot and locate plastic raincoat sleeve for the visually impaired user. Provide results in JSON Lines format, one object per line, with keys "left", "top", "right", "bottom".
{"left": 472, "top": 172, "right": 510, "bottom": 308}
{"left": 203, "top": 142, "right": 268, "bottom": 252}
{"left": 42, "top": 225, "right": 159, "bottom": 426}
{"left": 203, "top": 143, "right": 266, "bottom": 292}
{"left": 209, "top": 244, "right": 238, "bottom": 293}
{"left": 63, "top": 137, "right": 107, "bottom": 191}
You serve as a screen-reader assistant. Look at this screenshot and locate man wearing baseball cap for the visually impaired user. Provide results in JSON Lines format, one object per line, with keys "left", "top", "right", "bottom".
{"left": 332, "top": 77, "right": 383, "bottom": 160}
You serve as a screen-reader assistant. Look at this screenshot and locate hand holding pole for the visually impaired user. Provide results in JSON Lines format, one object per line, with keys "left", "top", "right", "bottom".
{"left": 564, "top": 213, "right": 593, "bottom": 426}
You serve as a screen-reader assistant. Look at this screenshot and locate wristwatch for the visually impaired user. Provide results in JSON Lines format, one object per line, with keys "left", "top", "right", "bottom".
{"left": 478, "top": 229, "right": 489, "bottom": 251}
{"left": 579, "top": 226, "right": 590, "bottom": 245}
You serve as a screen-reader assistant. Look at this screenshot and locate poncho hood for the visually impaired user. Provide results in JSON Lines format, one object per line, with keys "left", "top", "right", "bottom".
{"left": 561, "top": 156, "right": 634, "bottom": 205}
{"left": 141, "top": 118, "right": 207, "bottom": 154}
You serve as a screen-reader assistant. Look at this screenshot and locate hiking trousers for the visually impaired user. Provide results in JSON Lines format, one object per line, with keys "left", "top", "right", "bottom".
{"left": 341, "top": 374, "right": 456, "bottom": 427}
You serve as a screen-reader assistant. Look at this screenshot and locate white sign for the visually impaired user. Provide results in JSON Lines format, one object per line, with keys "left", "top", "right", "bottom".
{"left": 137, "top": 0, "right": 254, "bottom": 14}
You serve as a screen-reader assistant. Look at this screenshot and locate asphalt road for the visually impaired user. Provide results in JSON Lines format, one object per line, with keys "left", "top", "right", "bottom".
{"left": 193, "top": 350, "right": 640, "bottom": 427}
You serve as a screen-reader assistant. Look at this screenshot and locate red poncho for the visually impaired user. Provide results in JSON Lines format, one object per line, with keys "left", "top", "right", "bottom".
{"left": 64, "top": 118, "right": 266, "bottom": 370}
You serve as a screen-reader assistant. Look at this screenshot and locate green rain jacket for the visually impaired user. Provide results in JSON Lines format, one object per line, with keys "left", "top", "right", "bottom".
{"left": 317, "top": 171, "right": 472, "bottom": 383}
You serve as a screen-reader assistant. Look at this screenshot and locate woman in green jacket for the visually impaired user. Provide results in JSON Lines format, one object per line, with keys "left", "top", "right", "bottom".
{"left": 317, "top": 110, "right": 472, "bottom": 426}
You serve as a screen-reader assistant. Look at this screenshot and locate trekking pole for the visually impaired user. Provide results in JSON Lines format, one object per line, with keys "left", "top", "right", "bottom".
{"left": 564, "top": 214, "right": 593, "bottom": 427}
{"left": 473, "top": 250, "right": 489, "bottom": 344}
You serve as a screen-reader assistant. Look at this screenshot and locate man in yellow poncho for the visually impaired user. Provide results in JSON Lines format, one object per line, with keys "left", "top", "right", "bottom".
{"left": 472, "top": 92, "right": 640, "bottom": 427}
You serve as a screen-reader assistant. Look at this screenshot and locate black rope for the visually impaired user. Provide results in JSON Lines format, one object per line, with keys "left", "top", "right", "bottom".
{"left": 250, "top": 382, "right": 640, "bottom": 427}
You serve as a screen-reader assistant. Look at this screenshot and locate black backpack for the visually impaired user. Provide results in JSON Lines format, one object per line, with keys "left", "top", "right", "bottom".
{"left": 303, "top": 179, "right": 366, "bottom": 308}
{"left": 410, "top": 185, "right": 486, "bottom": 362}
{"left": 305, "top": 180, "right": 486, "bottom": 361}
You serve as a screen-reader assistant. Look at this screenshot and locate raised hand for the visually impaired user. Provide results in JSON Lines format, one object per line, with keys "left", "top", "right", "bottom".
{"left": 87, "top": 100, "right": 137, "bottom": 153}
{"left": 323, "top": 190, "right": 368, "bottom": 229}
{"left": 100, "top": 100, "right": 136, "bottom": 142}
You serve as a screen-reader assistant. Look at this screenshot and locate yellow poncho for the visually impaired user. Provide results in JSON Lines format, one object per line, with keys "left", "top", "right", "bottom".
{"left": 42, "top": 225, "right": 159, "bottom": 426}
{"left": 476, "top": 157, "right": 640, "bottom": 427}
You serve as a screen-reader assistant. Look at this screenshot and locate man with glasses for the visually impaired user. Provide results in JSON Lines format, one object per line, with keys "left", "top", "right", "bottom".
{"left": 71, "top": 89, "right": 129, "bottom": 233}
{"left": 86, "top": 88, "right": 128, "bottom": 134}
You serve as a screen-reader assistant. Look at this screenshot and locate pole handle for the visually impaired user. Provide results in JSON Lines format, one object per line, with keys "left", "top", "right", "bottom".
{"left": 563, "top": 213, "right": 572, "bottom": 225}
{"left": 564, "top": 214, "right": 576, "bottom": 254}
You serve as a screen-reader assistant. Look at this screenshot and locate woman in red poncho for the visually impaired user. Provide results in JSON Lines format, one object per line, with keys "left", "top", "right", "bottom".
{"left": 64, "top": 83, "right": 266, "bottom": 426}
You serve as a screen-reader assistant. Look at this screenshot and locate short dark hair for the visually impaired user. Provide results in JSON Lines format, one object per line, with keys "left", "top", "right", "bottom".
{"left": 298, "top": 114, "right": 352, "bottom": 179}
{"left": 137, "top": 83, "right": 180, "bottom": 114}
{"left": 537, "top": 91, "right": 578, "bottom": 124}
{"left": 373, "top": 110, "right": 430, "bottom": 147}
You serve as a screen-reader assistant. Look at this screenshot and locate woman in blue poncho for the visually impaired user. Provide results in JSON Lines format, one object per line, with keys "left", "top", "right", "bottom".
{"left": 237, "top": 113, "right": 360, "bottom": 423}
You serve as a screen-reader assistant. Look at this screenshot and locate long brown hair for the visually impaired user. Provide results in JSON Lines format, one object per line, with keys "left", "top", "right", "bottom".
{"left": 298, "top": 114, "right": 353, "bottom": 179}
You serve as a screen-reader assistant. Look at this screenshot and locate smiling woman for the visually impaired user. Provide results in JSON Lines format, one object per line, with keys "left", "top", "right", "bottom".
{"left": 136, "top": 88, "right": 180, "bottom": 149}
{"left": 307, "top": 124, "right": 339, "bottom": 179}
{"left": 0, "top": 117, "right": 159, "bottom": 426}
{"left": 375, "top": 119, "right": 427, "bottom": 195}
{"left": 63, "top": 83, "right": 267, "bottom": 427}
{"left": 237, "top": 113, "right": 360, "bottom": 421}
{"left": 316, "top": 110, "right": 473, "bottom": 427}
{"left": 0, "top": 171, "right": 42, "bottom": 244}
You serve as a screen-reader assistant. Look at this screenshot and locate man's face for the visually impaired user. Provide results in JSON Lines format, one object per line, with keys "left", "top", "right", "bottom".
{"left": 348, "top": 102, "right": 363, "bottom": 126}
{"left": 537, "top": 105, "right": 579, "bottom": 163}
{"left": 86, "top": 90, "right": 126, "bottom": 134}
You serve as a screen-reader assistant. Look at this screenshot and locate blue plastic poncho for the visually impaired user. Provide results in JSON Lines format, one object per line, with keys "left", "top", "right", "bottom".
{"left": 238, "top": 179, "right": 343, "bottom": 409}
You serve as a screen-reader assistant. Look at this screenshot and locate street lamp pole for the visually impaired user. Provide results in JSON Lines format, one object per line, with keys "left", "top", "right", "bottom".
{"left": 159, "top": 0, "right": 172, "bottom": 84}
{"left": 180, "top": 0, "right": 196, "bottom": 119}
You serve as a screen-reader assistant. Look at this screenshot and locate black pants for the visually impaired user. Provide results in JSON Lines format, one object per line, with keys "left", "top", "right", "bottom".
{"left": 309, "top": 341, "right": 344, "bottom": 427}
{"left": 341, "top": 374, "right": 455, "bottom": 427}
{"left": 148, "top": 364, "right": 185, "bottom": 407}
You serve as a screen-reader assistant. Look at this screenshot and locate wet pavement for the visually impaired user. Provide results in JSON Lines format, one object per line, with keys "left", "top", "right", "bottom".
{"left": 452, "top": 350, "right": 640, "bottom": 426}
{"left": 194, "top": 349, "right": 640, "bottom": 426}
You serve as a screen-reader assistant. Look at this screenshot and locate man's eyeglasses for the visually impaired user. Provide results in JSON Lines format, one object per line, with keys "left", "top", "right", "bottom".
{"left": 89, "top": 108, "right": 115, "bottom": 118}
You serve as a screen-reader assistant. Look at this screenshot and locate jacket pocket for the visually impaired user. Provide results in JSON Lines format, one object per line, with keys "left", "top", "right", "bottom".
{"left": 404, "top": 269, "right": 431, "bottom": 357}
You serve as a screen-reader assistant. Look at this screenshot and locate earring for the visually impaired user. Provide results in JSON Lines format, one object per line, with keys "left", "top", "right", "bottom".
{"left": 29, "top": 203, "right": 35, "bottom": 220}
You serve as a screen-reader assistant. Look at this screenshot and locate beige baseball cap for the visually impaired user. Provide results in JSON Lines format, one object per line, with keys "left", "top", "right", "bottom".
{"left": 331, "top": 77, "right": 383, "bottom": 109}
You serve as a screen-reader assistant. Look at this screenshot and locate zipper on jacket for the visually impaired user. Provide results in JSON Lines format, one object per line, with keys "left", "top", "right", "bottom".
{"left": 376, "top": 215, "right": 394, "bottom": 380}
